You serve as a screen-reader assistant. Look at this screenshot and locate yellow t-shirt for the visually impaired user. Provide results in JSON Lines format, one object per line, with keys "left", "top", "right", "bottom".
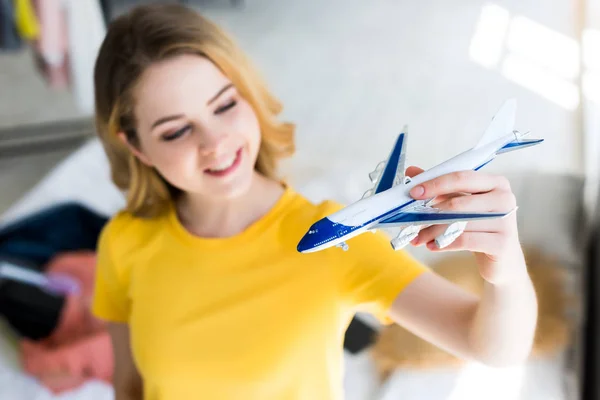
{"left": 92, "top": 185, "right": 429, "bottom": 400}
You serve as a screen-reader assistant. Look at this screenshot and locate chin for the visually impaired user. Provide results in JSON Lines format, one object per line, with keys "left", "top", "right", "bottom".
{"left": 208, "top": 176, "right": 254, "bottom": 200}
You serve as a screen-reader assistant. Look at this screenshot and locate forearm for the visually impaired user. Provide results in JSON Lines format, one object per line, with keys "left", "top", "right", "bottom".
{"left": 467, "top": 253, "right": 538, "bottom": 366}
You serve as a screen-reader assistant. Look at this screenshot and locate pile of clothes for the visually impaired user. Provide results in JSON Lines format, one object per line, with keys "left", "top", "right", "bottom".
{"left": 0, "top": 202, "right": 113, "bottom": 394}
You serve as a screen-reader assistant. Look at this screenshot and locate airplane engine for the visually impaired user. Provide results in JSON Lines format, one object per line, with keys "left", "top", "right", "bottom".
{"left": 434, "top": 221, "right": 467, "bottom": 249}
{"left": 368, "top": 170, "right": 380, "bottom": 183}
{"left": 369, "top": 161, "right": 386, "bottom": 183}
{"left": 390, "top": 225, "right": 421, "bottom": 251}
{"left": 337, "top": 242, "right": 349, "bottom": 251}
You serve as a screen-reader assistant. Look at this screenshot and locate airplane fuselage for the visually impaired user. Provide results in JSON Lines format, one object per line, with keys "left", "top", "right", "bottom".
{"left": 297, "top": 132, "right": 517, "bottom": 253}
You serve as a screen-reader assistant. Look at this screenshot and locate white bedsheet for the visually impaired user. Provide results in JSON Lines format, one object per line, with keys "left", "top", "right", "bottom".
{"left": 0, "top": 140, "right": 125, "bottom": 228}
{"left": 0, "top": 139, "right": 572, "bottom": 400}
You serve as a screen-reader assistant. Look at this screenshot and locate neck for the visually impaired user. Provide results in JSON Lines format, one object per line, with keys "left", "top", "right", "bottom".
{"left": 176, "top": 172, "right": 285, "bottom": 238}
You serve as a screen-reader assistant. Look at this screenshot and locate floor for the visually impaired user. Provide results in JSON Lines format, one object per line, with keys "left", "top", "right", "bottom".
{"left": 0, "top": 0, "right": 588, "bottom": 217}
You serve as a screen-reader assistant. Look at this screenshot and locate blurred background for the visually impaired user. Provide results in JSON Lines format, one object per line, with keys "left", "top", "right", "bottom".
{"left": 0, "top": 0, "right": 599, "bottom": 399}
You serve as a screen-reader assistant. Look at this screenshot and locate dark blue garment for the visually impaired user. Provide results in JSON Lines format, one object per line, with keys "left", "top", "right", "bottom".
{"left": 0, "top": 0, "right": 22, "bottom": 51}
{"left": 0, "top": 202, "right": 109, "bottom": 270}
{"left": 0, "top": 203, "right": 109, "bottom": 339}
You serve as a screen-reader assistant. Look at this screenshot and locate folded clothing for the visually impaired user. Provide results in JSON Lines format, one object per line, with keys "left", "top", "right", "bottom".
{"left": 18, "top": 251, "right": 113, "bottom": 394}
{"left": 0, "top": 202, "right": 108, "bottom": 270}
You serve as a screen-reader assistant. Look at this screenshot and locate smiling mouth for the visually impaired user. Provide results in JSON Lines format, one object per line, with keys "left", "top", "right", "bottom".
{"left": 204, "top": 148, "right": 243, "bottom": 177}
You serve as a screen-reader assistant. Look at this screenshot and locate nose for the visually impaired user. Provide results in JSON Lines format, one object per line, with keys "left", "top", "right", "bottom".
{"left": 198, "top": 130, "right": 228, "bottom": 157}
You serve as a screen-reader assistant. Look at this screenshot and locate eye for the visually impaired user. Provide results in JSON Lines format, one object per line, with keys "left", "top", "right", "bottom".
{"left": 215, "top": 100, "right": 237, "bottom": 115}
{"left": 161, "top": 125, "right": 191, "bottom": 142}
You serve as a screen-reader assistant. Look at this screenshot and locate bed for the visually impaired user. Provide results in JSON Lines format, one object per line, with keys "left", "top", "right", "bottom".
{"left": 0, "top": 138, "right": 587, "bottom": 399}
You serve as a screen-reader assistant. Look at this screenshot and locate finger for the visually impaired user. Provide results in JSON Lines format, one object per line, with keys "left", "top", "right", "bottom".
{"left": 433, "top": 190, "right": 517, "bottom": 212}
{"left": 409, "top": 170, "right": 510, "bottom": 199}
{"left": 411, "top": 218, "right": 508, "bottom": 247}
{"left": 411, "top": 224, "right": 450, "bottom": 246}
{"left": 424, "top": 231, "right": 505, "bottom": 255}
{"left": 428, "top": 192, "right": 468, "bottom": 206}
{"left": 405, "top": 165, "right": 424, "bottom": 178}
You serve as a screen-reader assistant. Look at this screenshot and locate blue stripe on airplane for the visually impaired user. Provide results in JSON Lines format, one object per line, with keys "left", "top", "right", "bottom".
{"left": 474, "top": 158, "right": 493, "bottom": 171}
{"left": 500, "top": 139, "right": 543, "bottom": 150}
{"left": 380, "top": 211, "right": 506, "bottom": 224}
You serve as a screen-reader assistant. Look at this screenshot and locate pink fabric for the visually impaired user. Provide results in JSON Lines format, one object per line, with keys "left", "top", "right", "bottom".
{"left": 19, "top": 251, "right": 114, "bottom": 394}
{"left": 31, "top": 0, "right": 70, "bottom": 89}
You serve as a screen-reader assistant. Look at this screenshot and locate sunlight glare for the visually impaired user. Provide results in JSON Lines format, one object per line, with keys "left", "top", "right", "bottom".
{"left": 501, "top": 53, "right": 580, "bottom": 110}
{"left": 468, "top": 3, "right": 587, "bottom": 110}
{"left": 469, "top": 3, "right": 510, "bottom": 68}
{"left": 506, "top": 15, "right": 580, "bottom": 80}
{"left": 446, "top": 362, "right": 526, "bottom": 400}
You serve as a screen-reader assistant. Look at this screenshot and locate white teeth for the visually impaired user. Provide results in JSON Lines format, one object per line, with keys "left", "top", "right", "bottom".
{"left": 208, "top": 154, "right": 236, "bottom": 172}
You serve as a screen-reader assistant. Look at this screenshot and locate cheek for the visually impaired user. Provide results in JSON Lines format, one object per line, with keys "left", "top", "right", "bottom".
{"left": 235, "top": 101, "right": 261, "bottom": 145}
{"left": 140, "top": 141, "right": 197, "bottom": 178}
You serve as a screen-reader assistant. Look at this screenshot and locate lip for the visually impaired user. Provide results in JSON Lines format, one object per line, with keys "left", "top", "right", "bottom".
{"left": 204, "top": 148, "right": 243, "bottom": 178}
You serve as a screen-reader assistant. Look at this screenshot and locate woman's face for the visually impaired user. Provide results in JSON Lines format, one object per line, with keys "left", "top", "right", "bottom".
{"left": 124, "top": 54, "right": 262, "bottom": 201}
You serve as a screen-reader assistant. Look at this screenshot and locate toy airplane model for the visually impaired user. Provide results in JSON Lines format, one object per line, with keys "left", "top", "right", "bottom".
{"left": 297, "top": 99, "right": 543, "bottom": 254}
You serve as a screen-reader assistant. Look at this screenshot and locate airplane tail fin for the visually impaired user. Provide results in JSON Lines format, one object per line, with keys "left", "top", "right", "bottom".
{"left": 473, "top": 98, "right": 517, "bottom": 149}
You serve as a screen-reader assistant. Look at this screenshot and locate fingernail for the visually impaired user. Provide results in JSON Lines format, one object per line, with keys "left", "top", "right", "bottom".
{"left": 410, "top": 185, "right": 424, "bottom": 198}
{"left": 427, "top": 242, "right": 436, "bottom": 250}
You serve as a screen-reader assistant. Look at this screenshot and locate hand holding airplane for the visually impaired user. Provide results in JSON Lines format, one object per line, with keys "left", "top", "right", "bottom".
{"left": 403, "top": 165, "right": 518, "bottom": 255}
{"left": 297, "top": 99, "right": 543, "bottom": 255}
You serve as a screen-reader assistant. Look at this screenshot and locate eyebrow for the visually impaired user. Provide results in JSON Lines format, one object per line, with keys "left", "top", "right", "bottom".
{"left": 151, "top": 114, "right": 185, "bottom": 129}
{"left": 150, "top": 83, "right": 234, "bottom": 130}
{"left": 207, "top": 83, "right": 234, "bottom": 105}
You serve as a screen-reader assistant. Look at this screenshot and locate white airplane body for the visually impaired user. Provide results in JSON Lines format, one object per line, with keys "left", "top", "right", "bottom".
{"left": 297, "top": 99, "right": 544, "bottom": 254}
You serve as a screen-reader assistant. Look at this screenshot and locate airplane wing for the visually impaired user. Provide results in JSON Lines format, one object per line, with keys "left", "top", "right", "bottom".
{"left": 374, "top": 205, "right": 513, "bottom": 228}
{"left": 365, "top": 127, "right": 409, "bottom": 198}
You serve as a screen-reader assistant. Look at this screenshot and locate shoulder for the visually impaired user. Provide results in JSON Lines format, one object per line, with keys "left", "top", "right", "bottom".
{"left": 93, "top": 209, "right": 163, "bottom": 321}
{"left": 97, "top": 208, "right": 167, "bottom": 269}
{"left": 277, "top": 187, "right": 346, "bottom": 235}
{"left": 280, "top": 186, "right": 345, "bottom": 223}
{"left": 99, "top": 209, "right": 160, "bottom": 245}
{"left": 279, "top": 186, "right": 384, "bottom": 246}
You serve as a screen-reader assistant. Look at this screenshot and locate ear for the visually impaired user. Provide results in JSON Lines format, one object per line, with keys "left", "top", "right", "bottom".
{"left": 117, "top": 131, "right": 153, "bottom": 166}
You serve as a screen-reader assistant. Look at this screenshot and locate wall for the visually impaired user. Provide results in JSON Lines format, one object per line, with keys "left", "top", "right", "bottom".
{"left": 0, "top": 0, "right": 589, "bottom": 185}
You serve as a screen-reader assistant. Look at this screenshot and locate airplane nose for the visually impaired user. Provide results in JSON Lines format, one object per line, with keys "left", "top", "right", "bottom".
{"left": 297, "top": 234, "right": 309, "bottom": 253}
{"left": 297, "top": 229, "right": 316, "bottom": 253}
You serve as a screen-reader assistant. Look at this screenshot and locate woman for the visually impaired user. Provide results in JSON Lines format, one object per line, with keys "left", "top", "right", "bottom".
{"left": 91, "top": 4, "right": 537, "bottom": 400}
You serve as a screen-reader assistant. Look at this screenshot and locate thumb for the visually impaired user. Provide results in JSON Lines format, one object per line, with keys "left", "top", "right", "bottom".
{"left": 405, "top": 165, "right": 424, "bottom": 178}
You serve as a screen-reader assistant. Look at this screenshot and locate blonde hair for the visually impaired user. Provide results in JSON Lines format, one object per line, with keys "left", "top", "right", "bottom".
{"left": 93, "top": 4, "right": 295, "bottom": 218}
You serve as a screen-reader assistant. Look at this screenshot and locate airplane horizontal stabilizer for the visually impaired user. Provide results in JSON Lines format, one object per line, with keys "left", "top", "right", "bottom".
{"left": 496, "top": 138, "right": 544, "bottom": 154}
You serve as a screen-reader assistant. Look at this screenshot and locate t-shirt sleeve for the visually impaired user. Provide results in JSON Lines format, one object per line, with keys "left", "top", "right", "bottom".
{"left": 338, "top": 230, "right": 430, "bottom": 324}
{"left": 317, "top": 198, "right": 430, "bottom": 324}
{"left": 91, "top": 217, "right": 131, "bottom": 323}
